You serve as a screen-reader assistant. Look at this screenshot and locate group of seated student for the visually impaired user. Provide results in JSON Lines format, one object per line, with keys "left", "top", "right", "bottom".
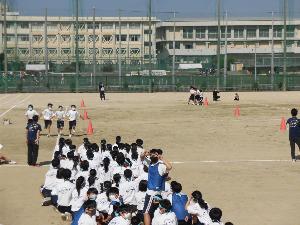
{"left": 188, "top": 86, "right": 204, "bottom": 105}
{"left": 40, "top": 136, "right": 233, "bottom": 225}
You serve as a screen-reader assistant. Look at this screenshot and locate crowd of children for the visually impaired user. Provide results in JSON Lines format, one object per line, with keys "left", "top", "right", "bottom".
{"left": 40, "top": 136, "right": 233, "bottom": 225}
{"left": 188, "top": 86, "right": 204, "bottom": 105}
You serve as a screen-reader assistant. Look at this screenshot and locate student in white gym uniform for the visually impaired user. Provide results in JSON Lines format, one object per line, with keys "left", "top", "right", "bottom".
{"left": 78, "top": 200, "right": 98, "bottom": 225}
{"left": 42, "top": 103, "right": 55, "bottom": 137}
{"left": 55, "top": 105, "right": 66, "bottom": 136}
{"left": 25, "top": 104, "right": 39, "bottom": 124}
{"left": 66, "top": 105, "right": 80, "bottom": 137}
{"left": 152, "top": 199, "right": 178, "bottom": 225}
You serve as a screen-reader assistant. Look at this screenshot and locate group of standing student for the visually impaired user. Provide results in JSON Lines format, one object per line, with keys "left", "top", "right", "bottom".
{"left": 25, "top": 104, "right": 80, "bottom": 166}
{"left": 40, "top": 136, "right": 233, "bottom": 225}
{"left": 188, "top": 86, "right": 204, "bottom": 105}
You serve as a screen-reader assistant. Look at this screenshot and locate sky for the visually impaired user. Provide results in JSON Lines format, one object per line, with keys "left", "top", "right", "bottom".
{"left": 6, "top": 0, "right": 300, "bottom": 19}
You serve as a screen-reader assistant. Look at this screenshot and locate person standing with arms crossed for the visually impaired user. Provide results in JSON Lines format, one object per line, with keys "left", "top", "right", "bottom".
{"left": 26, "top": 115, "right": 42, "bottom": 166}
{"left": 99, "top": 82, "right": 106, "bottom": 101}
{"left": 286, "top": 108, "right": 300, "bottom": 162}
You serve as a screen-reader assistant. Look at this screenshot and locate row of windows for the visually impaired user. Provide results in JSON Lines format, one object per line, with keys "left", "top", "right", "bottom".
{"left": 7, "top": 48, "right": 141, "bottom": 55}
{"left": 5, "top": 22, "right": 145, "bottom": 30}
{"left": 4, "top": 34, "right": 142, "bottom": 42}
{"left": 182, "top": 26, "right": 296, "bottom": 39}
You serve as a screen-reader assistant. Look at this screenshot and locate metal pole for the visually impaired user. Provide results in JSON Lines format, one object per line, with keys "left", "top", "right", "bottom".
{"left": 223, "top": 10, "right": 228, "bottom": 89}
{"left": 93, "top": 7, "right": 96, "bottom": 87}
{"left": 172, "top": 11, "right": 176, "bottom": 91}
{"left": 271, "top": 11, "right": 275, "bottom": 90}
{"left": 75, "top": 0, "right": 79, "bottom": 92}
{"left": 44, "top": 8, "right": 49, "bottom": 87}
{"left": 216, "top": 0, "right": 221, "bottom": 89}
{"left": 283, "top": 0, "right": 287, "bottom": 91}
{"left": 254, "top": 43, "right": 257, "bottom": 82}
{"left": 148, "top": 0, "right": 152, "bottom": 93}
{"left": 118, "top": 9, "right": 122, "bottom": 87}
{"left": 3, "top": 0, "right": 8, "bottom": 92}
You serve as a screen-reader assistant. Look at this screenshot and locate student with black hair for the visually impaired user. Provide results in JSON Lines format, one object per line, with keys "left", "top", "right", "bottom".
{"left": 41, "top": 158, "right": 60, "bottom": 199}
{"left": 25, "top": 104, "right": 39, "bottom": 124}
{"left": 133, "top": 180, "right": 147, "bottom": 221}
{"left": 78, "top": 200, "right": 97, "bottom": 225}
{"left": 96, "top": 181, "right": 112, "bottom": 215}
{"left": 42, "top": 103, "right": 55, "bottom": 137}
{"left": 55, "top": 105, "right": 66, "bottom": 136}
{"left": 136, "top": 139, "right": 144, "bottom": 156}
{"left": 169, "top": 181, "right": 189, "bottom": 225}
{"left": 224, "top": 222, "right": 233, "bottom": 225}
{"left": 119, "top": 169, "right": 136, "bottom": 204}
{"left": 99, "top": 82, "right": 106, "bottom": 101}
{"left": 70, "top": 176, "right": 88, "bottom": 215}
{"left": 186, "top": 190, "right": 211, "bottom": 225}
{"left": 66, "top": 105, "right": 79, "bottom": 137}
{"left": 152, "top": 199, "right": 177, "bottom": 225}
{"left": 188, "top": 86, "right": 196, "bottom": 105}
{"left": 209, "top": 208, "right": 223, "bottom": 225}
{"left": 113, "top": 136, "right": 122, "bottom": 148}
{"left": 108, "top": 204, "right": 132, "bottom": 225}
{"left": 98, "top": 157, "right": 112, "bottom": 184}
{"left": 51, "top": 169, "right": 75, "bottom": 218}
{"left": 286, "top": 108, "right": 300, "bottom": 162}
{"left": 106, "top": 187, "right": 122, "bottom": 222}
{"left": 131, "top": 216, "right": 142, "bottom": 225}
{"left": 213, "top": 89, "right": 220, "bottom": 101}
{"left": 61, "top": 151, "right": 75, "bottom": 170}
{"left": 76, "top": 160, "right": 90, "bottom": 180}
{"left": 26, "top": 115, "right": 42, "bottom": 166}
{"left": 112, "top": 173, "right": 121, "bottom": 188}
{"left": 143, "top": 149, "right": 172, "bottom": 225}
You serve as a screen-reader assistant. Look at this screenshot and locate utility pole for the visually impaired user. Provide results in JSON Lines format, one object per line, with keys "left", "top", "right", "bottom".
{"left": 44, "top": 8, "right": 49, "bottom": 87}
{"left": 92, "top": 7, "right": 96, "bottom": 87}
{"left": 216, "top": 0, "right": 221, "bottom": 89}
{"left": 271, "top": 11, "right": 275, "bottom": 90}
{"left": 223, "top": 10, "right": 228, "bottom": 89}
{"left": 3, "top": 0, "right": 8, "bottom": 92}
{"left": 172, "top": 11, "right": 176, "bottom": 91}
{"left": 118, "top": 9, "right": 122, "bottom": 87}
{"left": 283, "top": 0, "right": 287, "bottom": 91}
{"left": 148, "top": 0, "right": 153, "bottom": 93}
{"left": 75, "top": 0, "right": 79, "bottom": 92}
{"left": 254, "top": 43, "right": 257, "bottom": 82}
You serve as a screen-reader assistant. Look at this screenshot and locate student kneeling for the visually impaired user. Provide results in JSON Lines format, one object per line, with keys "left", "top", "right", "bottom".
{"left": 213, "top": 89, "right": 220, "bottom": 101}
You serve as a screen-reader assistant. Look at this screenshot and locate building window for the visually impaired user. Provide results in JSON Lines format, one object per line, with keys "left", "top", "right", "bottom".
{"left": 221, "top": 27, "right": 231, "bottom": 39}
{"left": 7, "top": 48, "right": 14, "bottom": 55}
{"left": 234, "top": 28, "right": 244, "bottom": 38}
{"left": 88, "top": 48, "right": 100, "bottom": 55}
{"left": 116, "top": 35, "right": 127, "bottom": 42}
{"left": 286, "top": 41, "right": 294, "bottom": 47}
{"left": 246, "top": 28, "right": 256, "bottom": 39}
{"left": 61, "top": 35, "right": 71, "bottom": 42}
{"left": 129, "top": 23, "right": 140, "bottom": 29}
{"left": 78, "top": 35, "right": 85, "bottom": 42}
{"left": 116, "top": 48, "right": 127, "bottom": 54}
{"left": 130, "top": 48, "right": 140, "bottom": 55}
{"left": 102, "top": 48, "right": 113, "bottom": 55}
{"left": 33, "top": 35, "right": 43, "bottom": 42}
{"left": 129, "top": 34, "right": 140, "bottom": 42}
{"left": 47, "top": 35, "right": 57, "bottom": 43}
{"left": 61, "top": 48, "right": 71, "bottom": 55}
{"left": 88, "top": 35, "right": 99, "bottom": 42}
{"left": 273, "top": 27, "right": 282, "bottom": 38}
{"left": 102, "top": 35, "right": 113, "bottom": 42}
{"left": 287, "top": 26, "right": 295, "bottom": 38}
{"left": 208, "top": 28, "right": 218, "bottom": 39}
{"left": 48, "top": 48, "right": 57, "bottom": 55}
{"left": 33, "top": 48, "right": 43, "bottom": 55}
{"left": 102, "top": 23, "right": 113, "bottom": 29}
{"left": 47, "top": 22, "right": 58, "bottom": 30}
{"left": 183, "top": 27, "right": 193, "bottom": 39}
{"left": 116, "top": 23, "right": 128, "bottom": 29}
{"left": 184, "top": 43, "right": 193, "bottom": 49}
{"left": 19, "top": 22, "right": 29, "bottom": 29}
{"left": 87, "top": 23, "right": 100, "bottom": 29}
{"left": 169, "top": 42, "right": 180, "bottom": 49}
{"left": 6, "top": 34, "right": 15, "bottom": 42}
{"left": 19, "top": 48, "right": 29, "bottom": 55}
{"left": 18, "top": 34, "right": 29, "bottom": 42}
{"left": 78, "top": 48, "right": 85, "bottom": 55}
{"left": 196, "top": 28, "right": 206, "bottom": 39}
{"left": 6, "top": 22, "right": 14, "bottom": 29}
{"left": 259, "top": 27, "right": 269, "bottom": 38}
{"left": 31, "top": 22, "right": 43, "bottom": 30}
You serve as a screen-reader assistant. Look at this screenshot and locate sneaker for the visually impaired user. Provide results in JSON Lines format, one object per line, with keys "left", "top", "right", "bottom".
{"left": 69, "top": 134, "right": 72, "bottom": 138}
{"left": 292, "top": 159, "right": 296, "bottom": 162}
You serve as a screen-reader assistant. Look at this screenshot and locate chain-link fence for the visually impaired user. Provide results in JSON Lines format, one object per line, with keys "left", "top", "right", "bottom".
{"left": 1, "top": 73, "right": 300, "bottom": 93}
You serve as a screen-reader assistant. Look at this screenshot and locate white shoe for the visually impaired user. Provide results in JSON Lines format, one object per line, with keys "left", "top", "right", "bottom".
{"left": 292, "top": 159, "right": 296, "bottom": 162}
{"left": 69, "top": 134, "right": 72, "bottom": 138}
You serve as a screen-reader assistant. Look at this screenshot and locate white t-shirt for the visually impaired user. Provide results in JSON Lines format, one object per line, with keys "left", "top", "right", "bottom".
{"left": 133, "top": 191, "right": 146, "bottom": 211}
{"left": 108, "top": 216, "right": 130, "bottom": 225}
{"left": 43, "top": 168, "right": 58, "bottom": 190}
{"left": 55, "top": 110, "right": 65, "bottom": 120}
{"left": 209, "top": 223, "right": 223, "bottom": 225}
{"left": 97, "top": 167, "right": 112, "bottom": 183}
{"left": 78, "top": 213, "right": 97, "bottom": 225}
{"left": 42, "top": 108, "right": 54, "bottom": 120}
{"left": 119, "top": 180, "right": 136, "bottom": 204}
{"left": 187, "top": 201, "right": 211, "bottom": 225}
{"left": 60, "top": 158, "right": 75, "bottom": 170}
{"left": 152, "top": 209, "right": 178, "bottom": 225}
{"left": 66, "top": 110, "right": 79, "bottom": 121}
{"left": 70, "top": 187, "right": 88, "bottom": 212}
{"left": 25, "top": 109, "right": 39, "bottom": 119}
{"left": 190, "top": 89, "right": 196, "bottom": 95}
{"left": 51, "top": 180, "right": 75, "bottom": 206}
{"left": 96, "top": 192, "right": 110, "bottom": 213}
{"left": 76, "top": 170, "right": 90, "bottom": 181}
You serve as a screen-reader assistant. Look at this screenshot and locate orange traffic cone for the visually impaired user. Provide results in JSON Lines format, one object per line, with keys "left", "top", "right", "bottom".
{"left": 234, "top": 106, "right": 240, "bottom": 117}
{"left": 83, "top": 110, "right": 89, "bottom": 120}
{"left": 203, "top": 97, "right": 209, "bottom": 107}
{"left": 87, "top": 120, "right": 94, "bottom": 135}
{"left": 80, "top": 99, "right": 85, "bottom": 108}
{"left": 280, "top": 117, "right": 286, "bottom": 131}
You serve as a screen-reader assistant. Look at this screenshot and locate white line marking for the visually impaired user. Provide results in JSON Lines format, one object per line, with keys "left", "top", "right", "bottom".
{"left": 0, "top": 94, "right": 22, "bottom": 106}
{"left": 0, "top": 95, "right": 32, "bottom": 118}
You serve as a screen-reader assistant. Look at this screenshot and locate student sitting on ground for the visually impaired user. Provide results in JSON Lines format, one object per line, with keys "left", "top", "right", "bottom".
{"left": 209, "top": 208, "right": 223, "bottom": 225}
{"left": 78, "top": 200, "right": 98, "bottom": 225}
{"left": 234, "top": 93, "right": 239, "bottom": 101}
{"left": 152, "top": 199, "right": 177, "bottom": 225}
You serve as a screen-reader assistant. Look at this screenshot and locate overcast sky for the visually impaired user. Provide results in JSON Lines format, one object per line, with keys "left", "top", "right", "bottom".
{"left": 6, "top": 0, "right": 300, "bottom": 19}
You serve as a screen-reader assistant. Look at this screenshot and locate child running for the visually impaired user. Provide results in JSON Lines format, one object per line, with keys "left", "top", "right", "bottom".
{"left": 42, "top": 103, "right": 55, "bottom": 137}
{"left": 25, "top": 104, "right": 39, "bottom": 124}
{"left": 66, "top": 105, "right": 79, "bottom": 137}
{"left": 55, "top": 105, "right": 66, "bottom": 136}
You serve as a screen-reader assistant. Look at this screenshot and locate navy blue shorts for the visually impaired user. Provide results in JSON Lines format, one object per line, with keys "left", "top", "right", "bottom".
{"left": 44, "top": 120, "right": 52, "bottom": 129}
{"left": 69, "top": 120, "right": 76, "bottom": 130}
{"left": 57, "top": 120, "right": 64, "bottom": 129}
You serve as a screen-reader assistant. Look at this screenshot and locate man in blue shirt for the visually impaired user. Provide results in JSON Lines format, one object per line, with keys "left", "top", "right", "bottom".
{"left": 286, "top": 108, "right": 300, "bottom": 162}
{"left": 26, "top": 115, "right": 42, "bottom": 166}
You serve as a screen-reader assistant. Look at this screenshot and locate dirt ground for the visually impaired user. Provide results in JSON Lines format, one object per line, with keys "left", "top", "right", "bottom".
{"left": 0, "top": 92, "right": 300, "bottom": 225}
